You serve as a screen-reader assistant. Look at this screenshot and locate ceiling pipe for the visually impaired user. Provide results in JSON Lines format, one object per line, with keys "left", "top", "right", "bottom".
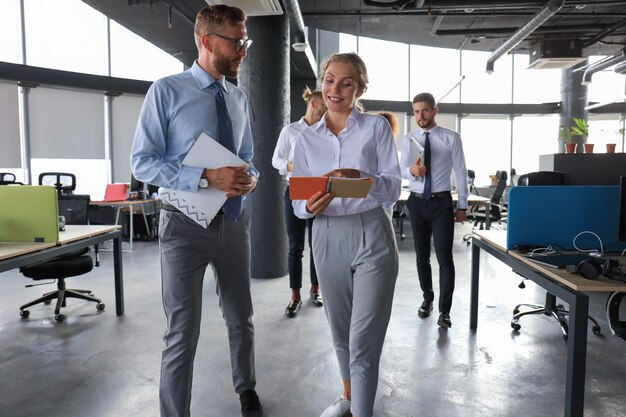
{"left": 485, "top": 0, "right": 564, "bottom": 73}
{"left": 615, "top": 61, "right": 626, "bottom": 74}
{"left": 582, "top": 49, "right": 626, "bottom": 84}
{"left": 282, "top": 0, "right": 308, "bottom": 51}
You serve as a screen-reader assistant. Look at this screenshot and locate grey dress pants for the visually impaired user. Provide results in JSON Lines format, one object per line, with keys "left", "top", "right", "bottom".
{"left": 158, "top": 209, "right": 256, "bottom": 417}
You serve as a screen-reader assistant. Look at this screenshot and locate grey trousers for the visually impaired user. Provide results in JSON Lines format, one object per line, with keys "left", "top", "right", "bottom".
{"left": 158, "top": 210, "right": 256, "bottom": 417}
{"left": 312, "top": 207, "right": 399, "bottom": 417}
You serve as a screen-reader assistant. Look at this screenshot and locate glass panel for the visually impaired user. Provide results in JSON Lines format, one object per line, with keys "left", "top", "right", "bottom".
{"left": 587, "top": 55, "right": 626, "bottom": 104}
{"left": 339, "top": 32, "right": 357, "bottom": 53}
{"left": 110, "top": 20, "right": 184, "bottom": 81}
{"left": 512, "top": 53, "right": 561, "bottom": 104}
{"left": 460, "top": 117, "right": 511, "bottom": 187}
{"left": 410, "top": 45, "right": 461, "bottom": 103}
{"left": 0, "top": 0, "right": 21, "bottom": 64}
{"left": 24, "top": 0, "right": 107, "bottom": 75}
{"left": 587, "top": 115, "right": 624, "bottom": 152}
{"left": 511, "top": 115, "right": 560, "bottom": 179}
{"left": 461, "top": 50, "right": 512, "bottom": 104}
{"left": 358, "top": 37, "right": 409, "bottom": 101}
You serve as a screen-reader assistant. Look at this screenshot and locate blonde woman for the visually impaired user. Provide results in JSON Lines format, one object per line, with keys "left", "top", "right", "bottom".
{"left": 292, "top": 52, "right": 401, "bottom": 417}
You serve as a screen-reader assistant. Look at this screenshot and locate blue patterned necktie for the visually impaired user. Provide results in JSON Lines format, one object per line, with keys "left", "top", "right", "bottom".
{"left": 210, "top": 81, "right": 242, "bottom": 221}
{"left": 423, "top": 131, "right": 432, "bottom": 200}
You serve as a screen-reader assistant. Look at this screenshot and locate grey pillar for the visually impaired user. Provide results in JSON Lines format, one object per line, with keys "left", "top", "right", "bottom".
{"left": 239, "top": 15, "right": 289, "bottom": 279}
{"left": 560, "top": 59, "right": 588, "bottom": 153}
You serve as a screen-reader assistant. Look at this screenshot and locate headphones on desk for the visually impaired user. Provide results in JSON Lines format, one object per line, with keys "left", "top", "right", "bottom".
{"left": 574, "top": 258, "right": 603, "bottom": 280}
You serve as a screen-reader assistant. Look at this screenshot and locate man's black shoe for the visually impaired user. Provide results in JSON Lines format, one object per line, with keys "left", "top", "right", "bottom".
{"left": 418, "top": 300, "right": 433, "bottom": 318}
{"left": 437, "top": 312, "right": 452, "bottom": 328}
{"left": 285, "top": 299, "right": 302, "bottom": 318}
{"left": 240, "top": 389, "right": 262, "bottom": 417}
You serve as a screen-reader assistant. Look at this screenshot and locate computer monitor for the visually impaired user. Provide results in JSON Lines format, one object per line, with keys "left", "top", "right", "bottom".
{"left": 617, "top": 177, "right": 626, "bottom": 242}
{"left": 129, "top": 174, "right": 145, "bottom": 200}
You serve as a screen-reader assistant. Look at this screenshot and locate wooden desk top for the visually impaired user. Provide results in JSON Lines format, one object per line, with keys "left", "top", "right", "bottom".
{"left": 0, "top": 225, "right": 121, "bottom": 261}
{"left": 90, "top": 198, "right": 158, "bottom": 207}
{"left": 473, "top": 230, "right": 626, "bottom": 292}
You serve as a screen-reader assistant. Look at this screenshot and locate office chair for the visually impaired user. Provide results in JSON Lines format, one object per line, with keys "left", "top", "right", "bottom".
{"left": 467, "top": 169, "right": 479, "bottom": 196}
{"left": 19, "top": 178, "right": 104, "bottom": 322}
{"left": 39, "top": 172, "right": 76, "bottom": 195}
{"left": 467, "top": 170, "right": 508, "bottom": 230}
{"left": 0, "top": 172, "right": 22, "bottom": 185}
{"left": 510, "top": 171, "right": 600, "bottom": 340}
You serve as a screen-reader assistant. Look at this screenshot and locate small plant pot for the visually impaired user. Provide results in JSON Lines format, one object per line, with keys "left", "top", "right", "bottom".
{"left": 583, "top": 143, "right": 594, "bottom": 153}
{"left": 565, "top": 143, "right": 576, "bottom": 154}
{"left": 606, "top": 143, "right": 616, "bottom": 153}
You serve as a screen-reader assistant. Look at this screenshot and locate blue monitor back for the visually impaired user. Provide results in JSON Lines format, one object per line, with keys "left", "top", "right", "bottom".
{"left": 507, "top": 185, "right": 626, "bottom": 252}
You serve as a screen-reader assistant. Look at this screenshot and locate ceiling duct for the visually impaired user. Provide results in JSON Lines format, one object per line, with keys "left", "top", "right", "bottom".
{"left": 528, "top": 39, "right": 586, "bottom": 69}
{"left": 582, "top": 49, "right": 626, "bottom": 84}
{"left": 614, "top": 61, "right": 626, "bottom": 75}
{"left": 204, "top": 0, "right": 283, "bottom": 16}
{"left": 485, "top": 0, "right": 564, "bottom": 73}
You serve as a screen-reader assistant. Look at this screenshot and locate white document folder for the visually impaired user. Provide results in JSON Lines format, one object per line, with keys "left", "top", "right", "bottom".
{"left": 160, "top": 132, "right": 248, "bottom": 228}
{"left": 408, "top": 135, "right": 425, "bottom": 167}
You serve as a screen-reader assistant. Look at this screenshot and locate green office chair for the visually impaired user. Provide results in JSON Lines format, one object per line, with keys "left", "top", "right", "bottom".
{"left": 510, "top": 171, "right": 601, "bottom": 340}
{"left": 19, "top": 180, "right": 105, "bottom": 322}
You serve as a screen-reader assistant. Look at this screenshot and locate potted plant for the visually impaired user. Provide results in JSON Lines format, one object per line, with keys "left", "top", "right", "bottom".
{"left": 570, "top": 117, "right": 592, "bottom": 153}
{"left": 559, "top": 125, "right": 576, "bottom": 153}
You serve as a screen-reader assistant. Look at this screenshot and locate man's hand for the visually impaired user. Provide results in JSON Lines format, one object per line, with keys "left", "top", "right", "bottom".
{"left": 454, "top": 209, "right": 467, "bottom": 223}
{"left": 409, "top": 158, "right": 426, "bottom": 177}
{"left": 287, "top": 162, "right": 294, "bottom": 172}
{"left": 306, "top": 190, "right": 334, "bottom": 215}
{"left": 324, "top": 168, "right": 360, "bottom": 178}
{"left": 204, "top": 165, "right": 254, "bottom": 197}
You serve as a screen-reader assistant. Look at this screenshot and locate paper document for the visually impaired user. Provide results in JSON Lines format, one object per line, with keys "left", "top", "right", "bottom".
{"left": 408, "top": 135, "right": 425, "bottom": 167}
{"left": 289, "top": 176, "right": 373, "bottom": 200}
{"left": 160, "top": 132, "right": 247, "bottom": 228}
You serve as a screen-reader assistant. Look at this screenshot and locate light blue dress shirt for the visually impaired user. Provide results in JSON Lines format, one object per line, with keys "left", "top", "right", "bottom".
{"left": 292, "top": 109, "right": 401, "bottom": 219}
{"left": 130, "top": 61, "right": 258, "bottom": 194}
{"left": 399, "top": 125, "right": 468, "bottom": 209}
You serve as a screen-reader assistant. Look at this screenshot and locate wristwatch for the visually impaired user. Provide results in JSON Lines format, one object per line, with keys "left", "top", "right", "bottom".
{"left": 199, "top": 176, "right": 209, "bottom": 189}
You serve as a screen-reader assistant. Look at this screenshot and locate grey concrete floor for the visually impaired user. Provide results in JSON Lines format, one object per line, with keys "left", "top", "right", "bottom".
{"left": 1, "top": 221, "right": 625, "bottom": 417}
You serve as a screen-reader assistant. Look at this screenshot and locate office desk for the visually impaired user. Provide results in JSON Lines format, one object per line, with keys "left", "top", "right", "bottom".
{"left": 394, "top": 190, "right": 491, "bottom": 239}
{"left": 90, "top": 199, "right": 157, "bottom": 252}
{"left": 470, "top": 230, "right": 626, "bottom": 417}
{"left": 0, "top": 225, "right": 125, "bottom": 316}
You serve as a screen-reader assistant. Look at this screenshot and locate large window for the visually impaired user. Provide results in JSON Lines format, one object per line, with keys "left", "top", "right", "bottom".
{"left": 358, "top": 37, "right": 409, "bottom": 101}
{"left": 461, "top": 50, "right": 513, "bottom": 104}
{"left": 461, "top": 117, "right": 512, "bottom": 186}
{"left": 24, "top": 0, "right": 108, "bottom": 75}
{"left": 512, "top": 53, "right": 561, "bottom": 104}
{"left": 0, "top": 0, "right": 21, "bottom": 64}
{"left": 511, "top": 115, "right": 560, "bottom": 177}
{"left": 409, "top": 45, "right": 461, "bottom": 103}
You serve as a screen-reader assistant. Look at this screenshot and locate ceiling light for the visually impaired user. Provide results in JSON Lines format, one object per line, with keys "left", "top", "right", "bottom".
{"left": 292, "top": 42, "right": 308, "bottom": 52}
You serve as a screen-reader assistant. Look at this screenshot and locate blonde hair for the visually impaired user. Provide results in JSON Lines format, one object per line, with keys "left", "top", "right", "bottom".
{"left": 319, "top": 52, "right": 368, "bottom": 112}
{"left": 378, "top": 111, "right": 400, "bottom": 137}
{"left": 302, "top": 87, "right": 322, "bottom": 103}
{"left": 194, "top": 5, "right": 246, "bottom": 51}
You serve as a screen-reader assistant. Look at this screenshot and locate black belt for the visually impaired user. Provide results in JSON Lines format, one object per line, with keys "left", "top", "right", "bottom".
{"left": 161, "top": 201, "right": 224, "bottom": 215}
{"left": 411, "top": 191, "right": 451, "bottom": 199}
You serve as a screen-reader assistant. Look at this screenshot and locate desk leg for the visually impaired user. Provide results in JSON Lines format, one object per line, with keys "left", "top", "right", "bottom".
{"left": 113, "top": 235, "right": 125, "bottom": 316}
{"left": 485, "top": 202, "right": 491, "bottom": 230}
{"left": 470, "top": 238, "right": 480, "bottom": 330}
{"left": 564, "top": 293, "right": 588, "bottom": 417}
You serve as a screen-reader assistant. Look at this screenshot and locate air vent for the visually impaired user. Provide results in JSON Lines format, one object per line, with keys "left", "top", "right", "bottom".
{"left": 528, "top": 40, "right": 585, "bottom": 69}
{"left": 204, "top": 0, "right": 283, "bottom": 16}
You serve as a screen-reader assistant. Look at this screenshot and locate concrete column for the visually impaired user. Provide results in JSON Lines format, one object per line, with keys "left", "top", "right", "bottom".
{"left": 560, "top": 60, "right": 588, "bottom": 153}
{"left": 239, "top": 14, "right": 289, "bottom": 279}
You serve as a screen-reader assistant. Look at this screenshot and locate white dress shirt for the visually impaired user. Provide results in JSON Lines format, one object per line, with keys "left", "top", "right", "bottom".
{"left": 292, "top": 109, "right": 401, "bottom": 219}
{"left": 271, "top": 117, "right": 309, "bottom": 181}
{"left": 399, "top": 125, "right": 469, "bottom": 209}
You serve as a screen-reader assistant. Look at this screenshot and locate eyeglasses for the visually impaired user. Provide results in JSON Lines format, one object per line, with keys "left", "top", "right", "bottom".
{"left": 206, "top": 33, "right": 253, "bottom": 53}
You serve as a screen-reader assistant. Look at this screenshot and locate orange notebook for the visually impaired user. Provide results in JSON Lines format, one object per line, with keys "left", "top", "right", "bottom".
{"left": 289, "top": 177, "right": 373, "bottom": 200}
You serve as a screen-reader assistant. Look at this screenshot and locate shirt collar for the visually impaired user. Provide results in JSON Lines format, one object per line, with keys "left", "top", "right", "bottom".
{"left": 313, "top": 108, "right": 363, "bottom": 134}
{"left": 419, "top": 124, "right": 439, "bottom": 137}
{"left": 191, "top": 61, "right": 230, "bottom": 95}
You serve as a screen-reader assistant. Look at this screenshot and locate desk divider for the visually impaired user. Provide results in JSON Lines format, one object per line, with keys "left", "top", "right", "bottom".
{"left": 0, "top": 186, "right": 59, "bottom": 243}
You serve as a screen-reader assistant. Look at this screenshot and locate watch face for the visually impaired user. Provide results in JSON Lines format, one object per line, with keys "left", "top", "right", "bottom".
{"left": 200, "top": 178, "right": 209, "bottom": 189}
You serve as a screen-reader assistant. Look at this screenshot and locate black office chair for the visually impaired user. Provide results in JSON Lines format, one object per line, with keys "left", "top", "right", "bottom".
{"left": 0, "top": 172, "right": 22, "bottom": 185}
{"left": 19, "top": 178, "right": 104, "bottom": 322}
{"left": 39, "top": 172, "right": 76, "bottom": 196}
{"left": 467, "top": 169, "right": 479, "bottom": 196}
{"left": 468, "top": 170, "right": 508, "bottom": 230}
{"left": 510, "top": 171, "right": 600, "bottom": 340}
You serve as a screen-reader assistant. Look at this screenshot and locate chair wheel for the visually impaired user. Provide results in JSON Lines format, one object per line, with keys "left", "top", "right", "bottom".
{"left": 44, "top": 300, "right": 52, "bottom": 305}
{"left": 55, "top": 314, "right": 65, "bottom": 322}
{"left": 592, "top": 325, "right": 601, "bottom": 335}
{"left": 20, "top": 309, "right": 30, "bottom": 318}
{"left": 96, "top": 302, "right": 105, "bottom": 312}
{"left": 511, "top": 323, "right": 521, "bottom": 331}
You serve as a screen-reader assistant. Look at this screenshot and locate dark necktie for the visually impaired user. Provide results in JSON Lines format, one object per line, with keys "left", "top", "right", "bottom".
{"left": 423, "top": 131, "right": 432, "bottom": 200}
{"left": 210, "top": 82, "right": 241, "bottom": 221}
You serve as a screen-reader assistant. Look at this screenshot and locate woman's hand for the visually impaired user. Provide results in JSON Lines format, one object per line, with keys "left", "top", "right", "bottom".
{"left": 324, "top": 168, "right": 360, "bottom": 178}
{"left": 306, "top": 190, "right": 335, "bottom": 214}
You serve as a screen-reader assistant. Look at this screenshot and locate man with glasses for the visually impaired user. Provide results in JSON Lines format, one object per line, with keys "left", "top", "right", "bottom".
{"left": 130, "top": 5, "right": 261, "bottom": 417}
